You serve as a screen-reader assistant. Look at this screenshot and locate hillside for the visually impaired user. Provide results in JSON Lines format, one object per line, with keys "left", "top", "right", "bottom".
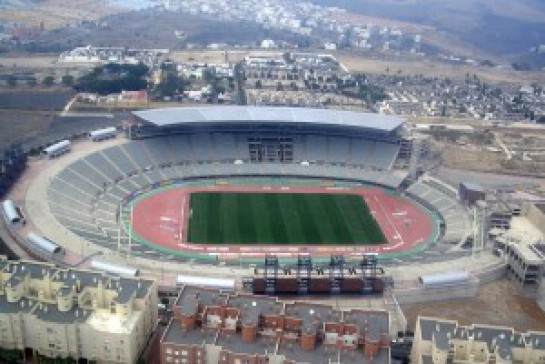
{"left": 513, "top": 48, "right": 545, "bottom": 71}
{"left": 0, "top": 0, "right": 120, "bottom": 29}
{"left": 312, "top": 0, "right": 545, "bottom": 57}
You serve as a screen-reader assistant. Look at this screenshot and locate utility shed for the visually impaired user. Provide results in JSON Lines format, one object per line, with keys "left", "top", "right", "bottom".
{"left": 459, "top": 182, "right": 486, "bottom": 206}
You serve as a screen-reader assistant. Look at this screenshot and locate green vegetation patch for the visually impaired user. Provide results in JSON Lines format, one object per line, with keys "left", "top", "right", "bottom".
{"left": 75, "top": 63, "right": 149, "bottom": 95}
{"left": 188, "top": 192, "right": 385, "bottom": 245}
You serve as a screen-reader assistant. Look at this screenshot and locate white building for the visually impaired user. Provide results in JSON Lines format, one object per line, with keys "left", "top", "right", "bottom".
{"left": 0, "top": 258, "right": 157, "bottom": 363}
{"left": 260, "top": 39, "right": 277, "bottom": 49}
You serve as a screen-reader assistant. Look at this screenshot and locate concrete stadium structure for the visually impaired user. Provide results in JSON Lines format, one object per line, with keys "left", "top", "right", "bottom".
{"left": 2, "top": 105, "right": 504, "bottom": 302}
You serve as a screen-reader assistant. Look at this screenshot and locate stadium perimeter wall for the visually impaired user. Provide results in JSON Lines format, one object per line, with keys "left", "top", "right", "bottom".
{"left": 10, "top": 136, "right": 510, "bottom": 301}
{"left": 393, "top": 261, "right": 506, "bottom": 303}
{"left": 394, "top": 279, "right": 480, "bottom": 304}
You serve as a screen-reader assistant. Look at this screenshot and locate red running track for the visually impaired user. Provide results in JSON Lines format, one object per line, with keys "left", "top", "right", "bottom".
{"left": 131, "top": 185, "right": 434, "bottom": 260}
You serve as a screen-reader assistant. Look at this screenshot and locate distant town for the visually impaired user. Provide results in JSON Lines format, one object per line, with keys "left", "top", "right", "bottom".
{"left": 43, "top": 46, "right": 543, "bottom": 124}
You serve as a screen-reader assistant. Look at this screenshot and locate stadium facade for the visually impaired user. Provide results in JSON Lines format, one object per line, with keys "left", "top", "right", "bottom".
{"left": 2, "top": 105, "right": 474, "bottom": 282}
{"left": 40, "top": 106, "right": 424, "bottom": 263}
{"left": 127, "top": 106, "right": 405, "bottom": 168}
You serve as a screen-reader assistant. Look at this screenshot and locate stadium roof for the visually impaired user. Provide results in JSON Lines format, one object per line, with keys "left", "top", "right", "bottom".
{"left": 132, "top": 106, "right": 404, "bottom": 132}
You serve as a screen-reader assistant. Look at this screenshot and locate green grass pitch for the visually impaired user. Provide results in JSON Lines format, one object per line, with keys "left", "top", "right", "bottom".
{"left": 187, "top": 192, "right": 386, "bottom": 245}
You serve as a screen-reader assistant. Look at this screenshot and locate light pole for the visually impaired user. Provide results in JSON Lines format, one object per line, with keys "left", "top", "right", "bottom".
{"left": 128, "top": 204, "right": 134, "bottom": 261}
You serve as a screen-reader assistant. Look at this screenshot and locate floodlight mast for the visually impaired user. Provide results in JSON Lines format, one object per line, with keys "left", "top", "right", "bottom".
{"left": 117, "top": 204, "right": 122, "bottom": 257}
{"left": 408, "top": 136, "right": 422, "bottom": 180}
{"left": 128, "top": 204, "right": 134, "bottom": 261}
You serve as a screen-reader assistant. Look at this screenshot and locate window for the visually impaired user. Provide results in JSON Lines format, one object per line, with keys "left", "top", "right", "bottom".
{"left": 166, "top": 348, "right": 173, "bottom": 355}
{"left": 166, "top": 356, "right": 173, "bottom": 363}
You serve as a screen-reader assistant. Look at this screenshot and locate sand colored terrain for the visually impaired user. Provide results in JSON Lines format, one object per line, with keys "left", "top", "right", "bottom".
{"left": 403, "top": 279, "right": 545, "bottom": 332}
{"left": 338, "top": 53, "right": 545, "bottom": 85}
{"left": 0, "top": 0, "right": 121, "bottom": 29}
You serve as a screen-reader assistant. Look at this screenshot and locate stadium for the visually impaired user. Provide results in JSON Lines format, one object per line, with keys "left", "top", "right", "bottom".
{"left": 5, "top": 105, "right": 482, "bottom": 288}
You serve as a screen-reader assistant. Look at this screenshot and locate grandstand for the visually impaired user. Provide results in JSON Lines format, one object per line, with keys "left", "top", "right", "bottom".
{"left": 32, "top": 106, "right": 470, "bottom": 265}
{"left": 406, "top": 179, "right": 471, "bottom": 245}
{"left": 47, "top": 144, "right": 409, "bottom": 261}
{"left": 128, "top": 106, "right": 403, "bottom": 167}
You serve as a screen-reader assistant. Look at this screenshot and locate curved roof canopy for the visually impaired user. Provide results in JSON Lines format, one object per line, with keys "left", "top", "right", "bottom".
{"left": 132, "top": 106, "right": 404, "bottom": 132}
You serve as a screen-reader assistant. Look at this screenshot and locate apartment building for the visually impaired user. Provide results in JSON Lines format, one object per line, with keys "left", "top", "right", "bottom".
{"left": 160, "top": 285, "right": 391, "bottom": 364}
{"left": 0, "top": 258, "right": 158, "bottom": 363}
{"left": 506, "top": 242, "right": 545, "bottom": 286}
{"left": 411, "top": 316, "right": 545, "bottom": 364}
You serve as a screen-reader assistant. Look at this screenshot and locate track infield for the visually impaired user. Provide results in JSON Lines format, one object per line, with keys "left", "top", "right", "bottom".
{"left": 128, "top": 185, "right": 437, "bottom": 260}
{"left": 188, "top": 192, "right": 385, "bottom": 245}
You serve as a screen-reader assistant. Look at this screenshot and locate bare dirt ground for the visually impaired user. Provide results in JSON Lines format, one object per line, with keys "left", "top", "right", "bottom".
{"left": 169, "top": 50, "right": 249, "bottom": 64}
{"left": 338, "top": 53, "right": 545, "bottom": 85}
{"left": 436, "top": 142, "right": 505, "bottom": 171}
{"left": 0, "top": 0, "right": 121, "bottom": 29}
{"left": 0, "top": 55, "right": 60, "bottom": 69}
{"left": 403, "top": 279, "right": 545, "bottom": 332}
{"left": 329, "top": 10, "right": 432, "bottom": 33}
{"left": 435, "top": 141, "right": 545, "bottom": 177}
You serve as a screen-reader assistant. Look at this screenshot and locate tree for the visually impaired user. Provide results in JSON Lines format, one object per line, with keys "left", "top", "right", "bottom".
{"left": 216, "top": 84, "right": 226, "bottom": 95}
{"left": 282, "top": 52, "right": 293, "bottom": 64}
{"left": 42, "top": 75, "right": 55, "bottom": 87}
{"left": 202, "top": 68, "right": 215, "bottom": 84}
{"left": 155, "top": 71, "right": 186, "bottom": 98}
{"left": 356, "top": 83, "right": 388, "bottom": 105}
{"left": 61, "top": 74, "right": 74, "bottom": 87}
{"left": 0, "top": 348, "right": 22, "bottom": 363}
{"left": 74, "top": 63, "right": 149, "bottom": 95}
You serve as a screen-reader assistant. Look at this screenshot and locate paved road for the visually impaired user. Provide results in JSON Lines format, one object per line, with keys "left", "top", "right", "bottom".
{"left": 437, "top": 167, "right": 545, "bottom": 190}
